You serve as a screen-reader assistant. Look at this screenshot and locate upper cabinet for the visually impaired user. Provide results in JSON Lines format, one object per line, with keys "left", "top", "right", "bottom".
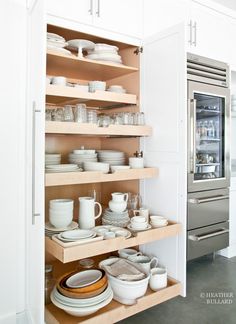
{"left": 46, "top": 0, "right": 93, "bottom": 25}
{"left": 46, "top": 0, "right": 142, "bottom": 39}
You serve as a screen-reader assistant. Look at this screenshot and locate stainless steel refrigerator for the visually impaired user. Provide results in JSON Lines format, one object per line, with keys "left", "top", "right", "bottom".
{"left": 187, "top": 53, "right": 230, "bottom": 260}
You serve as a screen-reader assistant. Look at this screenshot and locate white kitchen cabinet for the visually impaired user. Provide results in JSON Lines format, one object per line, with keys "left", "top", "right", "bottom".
{"left": 46, "top": 0, "right": 93, "bottom": 25}
{"left": 46, "top": 0, "right": 142, "bottom": 39}
{"left": 94, "top": 0, "right": 142, "bottom": 38}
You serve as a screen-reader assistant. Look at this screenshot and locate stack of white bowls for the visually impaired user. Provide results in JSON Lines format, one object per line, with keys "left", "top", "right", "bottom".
{"left": 51, "top": 284, "right": 113, "bottom": 317}
{"left": 47, "top": 32, "right": 71, "bottom": 56}
{"left": 83, "top": 161, "right": 109, "bottom": 173}
{"left": 68, "top": 150, "right": 97, "bottom": 168}
{"left": 86, "top": 43, "right": 122, "bottom": 64}
{"left": 45, "top": 153, "right": 61, "bottom": 166}
{"left": 98, "top": 150, "right": 126, "bottom": 166}
{"left": 102, "top": 209, "right": 130, "bottom": 228}
{"left": 49, "top": 199, "right": 74, "bottom": 229}
{"left": 150, "top": 215, "right": 168, "bottom": 228}
{"left": 128, "top": 216, "right": 150, "bottom": 231}
{"left": 232, "top": 94, "right": 236, "bottom": 112}
{"left": 107, "top": 85, "right": 126, "bottom": 93}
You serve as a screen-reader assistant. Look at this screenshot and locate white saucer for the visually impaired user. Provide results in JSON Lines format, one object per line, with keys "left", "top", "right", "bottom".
{"left": 127, "top": 224, "right": 152, "bottom": 232}
{"left": 45, "top": 221, "right": 78, "bottom": 232}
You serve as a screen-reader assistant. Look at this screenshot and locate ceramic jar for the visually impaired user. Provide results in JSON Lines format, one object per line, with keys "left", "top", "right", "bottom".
{"left": 108, "top": 192, "right": 128, "bottom": 213}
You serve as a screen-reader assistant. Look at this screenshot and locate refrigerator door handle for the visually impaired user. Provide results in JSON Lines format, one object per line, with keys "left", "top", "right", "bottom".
{"left": 189, "top": 98, "right": 196, "bottom": 174}
{"left": 188, "top": 195, "right": 229, "bottom": 204}
{"left": 189, "top": 228, "right": 229, "bottom": 242}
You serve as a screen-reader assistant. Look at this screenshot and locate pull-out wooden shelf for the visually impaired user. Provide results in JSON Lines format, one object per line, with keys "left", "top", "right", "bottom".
{"left": 45, "top": 277, "right": 181, "bottom": 324}
{"left": 45, "top": 222, "right": 181, "bottom": 263}
{"left": 45, "top": 168, "right": 157, "bottom": 187}
{"left": 45, "top": 122, "right": 152, "bottom": 137}
{"left": 47, "top": 51, "right": 138, "bottom": 80}
{"left": 46, "top": 85, "right": 137, "bottom": 107}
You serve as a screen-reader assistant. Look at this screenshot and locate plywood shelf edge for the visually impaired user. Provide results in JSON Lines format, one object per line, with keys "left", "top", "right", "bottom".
{"left": 45, "top": 222, "right": 181, "bottom": 263}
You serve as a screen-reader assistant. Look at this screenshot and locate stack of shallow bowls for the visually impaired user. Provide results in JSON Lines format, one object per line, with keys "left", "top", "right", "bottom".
{"left": 49, "top": 199, "right": 74, "bottom": 229}
{"left": 97, "top": 150, "right": 126, "bottom": 166}
{"left": 68, "top": 150, "right": 97, "bottom": 168}
{"left": 45, "top": 153, "right": 61, "bottom": 166}
{"left": 83, "top": 161, "right": 109, "bottom": 173}
{"left": 51, "top": 269, "right": 113, "bottom": 317}
{"left": 150, "top": 215, "right": 168, "bottom": 228}
{"left": 102, "top": 208, "right": 130, "bottom": 228}
{"left": 86, "top": 43, "right": 122, "bottom": 64}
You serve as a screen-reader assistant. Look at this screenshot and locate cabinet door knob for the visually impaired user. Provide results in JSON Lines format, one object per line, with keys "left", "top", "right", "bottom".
{"left": 188, "top": 20, "right": 193, "bottom": 45}
{"left": 193, "top": 22, "right": 197, "bottom": 46}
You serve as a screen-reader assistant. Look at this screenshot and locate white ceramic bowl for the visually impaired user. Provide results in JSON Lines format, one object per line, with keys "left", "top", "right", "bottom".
{"left": 84, "top": 162, "right": 109, "bottom": 173}
{"left": 130, "top": 222, "right": 148, "bottom": 230}
{"left": 131, "top": 216, "right": 146, "bottom": 223}
{"left": 49, "top": 199, "right": 74, "bottom": 210}
{"left": 49, "top": 209, "right": 73, "bottom": 228}
{"left": 66, "top": 270, "right": 102, "bottom": 288}
{"left": 106, "top": 273, "right": 149, "bottom": 305}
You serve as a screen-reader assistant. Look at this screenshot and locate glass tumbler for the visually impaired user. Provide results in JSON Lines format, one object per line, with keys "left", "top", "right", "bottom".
{"left": 87, "top": 109, "right": 98, "bottom": 124}
{"left": 63, "top": 105, "right": 74, "bottom": 122}
{"left": 74, "top": 104, "right": 87, "bottom": 123}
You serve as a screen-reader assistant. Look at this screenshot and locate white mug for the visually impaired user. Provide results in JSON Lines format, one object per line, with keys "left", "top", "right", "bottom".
{"left": 129, "top": 157, "right": 144, "bottom": 169}
{"left": 149, "top": 267, "right": 167, "bottom": 291}
{"left": 128, "top": 255, "right": 158, "bottom": 275}
{"left": 133, "top": 208, "right": 149, "bottom": 222}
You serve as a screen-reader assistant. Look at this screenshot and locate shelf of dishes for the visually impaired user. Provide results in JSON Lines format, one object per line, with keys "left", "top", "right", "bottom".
{"left": 45, "top": 222, "right": 181, "bottom": 263}
{"left": 45, "top": 277, "right": 181, "bottom": 324}
{"left": 45, "top": 168, "right": 157, "bottom": 187}
{"left": 46, "top": 84, "right": 136, "bottom": 108}
{"left": 45, "top": 122, "right": 151, "bottom": 136}
{"left": 47, "top": 50, "right": 138, "bottom": 81}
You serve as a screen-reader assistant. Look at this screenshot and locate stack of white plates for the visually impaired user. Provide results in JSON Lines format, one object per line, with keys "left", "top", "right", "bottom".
{"left": 102, "top": 209, "right": 130, "bottom": 228}
{"left": 45, "top": 153, "right": 61, "bottom": 166}
{"left": 45, "top": 164, "right": 82, "bottom": 173}
{"left": 97, "top": 150, "right": 126, "bottom": 166}
{"left": 50, "top": 284, "right": 113, "bottom": 317}
{"left": 45, "top": 221, "right": 78, "bottom": 238}
{"left": 68, "top": 151, "right": 98, "bottom": 167}
{"left": 86, "top": 43, "right": 122, "bottom": 64}
{"left": 47, "top": 32, "right": 72, "bottom": 56}
{"left": 57, "top": 229, "right": 96, "bottom": 242}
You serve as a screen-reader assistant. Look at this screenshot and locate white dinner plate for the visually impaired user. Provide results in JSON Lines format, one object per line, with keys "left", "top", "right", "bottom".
{"left": 66, "top": 269, "right": 103, "bottom": 288}
{"left": 61, "top": 229, "right": 95, "bottom": 240}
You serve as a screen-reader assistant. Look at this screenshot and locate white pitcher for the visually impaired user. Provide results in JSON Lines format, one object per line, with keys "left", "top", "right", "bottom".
{"left": 78, "top": 197, "right": 102, "bottom": 229}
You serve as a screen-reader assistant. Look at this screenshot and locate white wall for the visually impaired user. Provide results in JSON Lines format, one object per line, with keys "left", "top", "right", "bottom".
{"left": 0, "top": 0, "right": 27, "bottom": 323}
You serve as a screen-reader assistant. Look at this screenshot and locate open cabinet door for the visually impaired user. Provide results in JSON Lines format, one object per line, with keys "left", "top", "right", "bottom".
{"left": 140, "top": 23, "right": 187, "bottom": 296}
{"left": 26, "top": 0, "right": 46, "bottom": 322}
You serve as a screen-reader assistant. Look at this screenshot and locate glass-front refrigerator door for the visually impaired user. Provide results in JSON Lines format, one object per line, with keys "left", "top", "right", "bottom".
{"left": 188, "top": 81, "right": 230, "bottom": 192}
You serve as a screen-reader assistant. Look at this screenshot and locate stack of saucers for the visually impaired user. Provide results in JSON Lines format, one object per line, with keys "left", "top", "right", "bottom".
{"left": 127, "top": 216, "right": 151, "bottom": 232}
{"left": 51, "top": 269, "right": 113, "bottom": 317}
{"left": 45, "top": 221, "right": 78, "bottom": 238}
{"left": 97, "top": 150, "right": 126, "bottom": 166}
{"left": 68, "top": 150, "right": 97, "bottom": 168}
{"left": 102, "top": 208, "right": 130, "bottom": 228}
{"left": 47, "top": 32, "right": 72, "bottom": 56}
{"left": 45, "top": 164, "right": 82, "bottom": 173}
{"left": 86, "top": 43, "right": 122, "bottom": 64}
{"left": 45, "top": 153, "right": 61, "bottom": 166}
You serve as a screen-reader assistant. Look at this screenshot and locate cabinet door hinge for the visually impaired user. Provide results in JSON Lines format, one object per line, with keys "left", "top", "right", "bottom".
{"left": 134, "top": 46, "right": 143, "bottom": 55}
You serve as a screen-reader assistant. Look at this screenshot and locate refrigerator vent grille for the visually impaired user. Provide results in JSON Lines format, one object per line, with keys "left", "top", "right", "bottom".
{"left": 187, "top": 54, "right": 229, "bottom": 87}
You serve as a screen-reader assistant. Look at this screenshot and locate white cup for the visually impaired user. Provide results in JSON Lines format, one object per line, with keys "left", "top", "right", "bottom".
{"left": 149, "top": 267, "right": 167, "bottom": 291}
{"left": 52, "top": 76, "right": 67, "bottom": 86}
{"left": 49, "top": 199, "right": 74, "bottom": 210}
{"left": 133, "top": 209, "right": 149, "bottom": 222}
{"left": 129, "top": 157, "right": 144, "bottom": 169}
{"left": 118, "top": 248, "right": 142, "bottom": 259}
{"left": 49, "top": 210, "right": 73, "bottom": 228}
{"left": 131, "top": 216, "right": 146, "bottom": 223}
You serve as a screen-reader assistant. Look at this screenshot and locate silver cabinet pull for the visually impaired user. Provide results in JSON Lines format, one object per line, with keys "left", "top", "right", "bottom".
{"left": 32, "top": 101, "right": 41, "bottom": 224}
{"left": 188, "top": 20, "right": 193, "bottom": 45}
{"left": 189, "top": 228, "right": 229, "bottom": 241}
{"left": 96, "top": 0, "right": 100, "bottom": 17}
{"left": 193, "top": 21, "right": 197, "bottom": 46}
{"left": 188, "top": 195, "right": 229, "bottom": 204}
{"left": 88, "top": 0, "right": 93, "bottom": 15}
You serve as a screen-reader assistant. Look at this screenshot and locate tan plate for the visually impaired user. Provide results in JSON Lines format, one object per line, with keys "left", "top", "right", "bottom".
{"left": 57, "top": 281, "right": 108, "bottom": 299}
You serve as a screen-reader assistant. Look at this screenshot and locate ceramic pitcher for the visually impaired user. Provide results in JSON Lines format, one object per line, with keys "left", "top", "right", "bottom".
{"left": 78, "top": 197, "right": 102, "bottom": 229}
